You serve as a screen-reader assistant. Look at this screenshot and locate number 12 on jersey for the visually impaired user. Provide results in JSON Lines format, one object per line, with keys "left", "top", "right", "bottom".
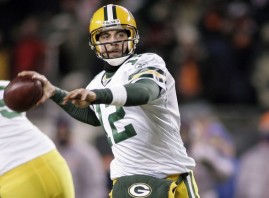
{"left": 95, "top": 104, "right": 137, "bottom": 146}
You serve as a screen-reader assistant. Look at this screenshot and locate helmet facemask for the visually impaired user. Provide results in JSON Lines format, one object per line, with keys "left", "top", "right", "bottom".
{"left": 96, "top": 40, "right": 127, "bottom": 59}
{"left": 90, "top": 26, "right": 139, "bottom": 66}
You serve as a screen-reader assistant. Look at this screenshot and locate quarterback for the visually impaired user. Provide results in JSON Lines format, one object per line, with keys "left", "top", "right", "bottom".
{"left": 0, "top": 80, "right": 74, "bottom": 198}
{"left": 19, "top": 4, "right": 200, "bottom": 198}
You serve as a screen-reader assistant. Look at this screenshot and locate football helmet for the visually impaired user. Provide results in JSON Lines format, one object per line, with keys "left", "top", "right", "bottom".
{"left": 89, "top": 4, "right": 139, "bottom": 66}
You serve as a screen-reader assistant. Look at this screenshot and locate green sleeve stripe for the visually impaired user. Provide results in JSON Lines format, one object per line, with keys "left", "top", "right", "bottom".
{"left": 129, "top": 68, "right": 166, "bottom": 82}
{"left": 130, "top": 73, "right": 165, "bottom": 84}
{"left": 129, "top": 67, "right": 165, "bottom": 78}
{"left": 0, "top": 86, "right": 6, "bottom": 90}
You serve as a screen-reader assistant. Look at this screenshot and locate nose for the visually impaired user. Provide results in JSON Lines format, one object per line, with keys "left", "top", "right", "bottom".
{"left": 109, "top": 36, "right": 122, "bottom": 46}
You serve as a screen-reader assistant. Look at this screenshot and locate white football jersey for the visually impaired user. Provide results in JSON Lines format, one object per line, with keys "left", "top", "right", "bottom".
{"left": 87, "top": 53, "right": 195, "bottom": 179}
{"left": 0, "top": 80, "right": 55, "bottom": 175}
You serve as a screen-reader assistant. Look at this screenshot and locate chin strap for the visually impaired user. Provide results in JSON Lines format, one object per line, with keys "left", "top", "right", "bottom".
{"left": 103, "top": 55, "right": 131, "bottom": 66}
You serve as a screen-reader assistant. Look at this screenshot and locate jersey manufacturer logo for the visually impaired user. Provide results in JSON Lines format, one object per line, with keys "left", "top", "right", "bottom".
{"left": 128, "top": 183, "right": 152, "bottom": 197}
{"left": 135, "top": 63, "right": 148, "bottom": 69}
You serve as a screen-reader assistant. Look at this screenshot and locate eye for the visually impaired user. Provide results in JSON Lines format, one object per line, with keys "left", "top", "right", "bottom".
{"left": 116, "top": 31, "right": 128, "bottom": 39}
{"left": 99, "top": 33, "right": 110, "bottom": 41}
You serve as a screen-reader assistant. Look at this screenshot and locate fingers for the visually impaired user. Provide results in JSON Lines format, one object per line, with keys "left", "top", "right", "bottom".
{"left": 65, "top": 91, "right": 83, "bottom": 100}
{"left": 18, "top": 71, "right": 37, "bottom": 77}
{"left": 80, "top": 91, "right": 88, "bottom": 100}
{"left": 63, "top": 89, "right": 87, "bottom": 100}
{"left": 71, "top": 100, "right": 89, "bottom": 108}
{"left": 18, "top": 71, "right": 57, "bottom": 105}
{"left": 18, "top": 71, "right": 47, "bottom": 84}
{"left": 36, "top": 95, "right": 49, "bottom": 105}
{"left": 62, "top": 97, "right": 89, "bottom": 108}
{"left": 62, "top": 89, "right": 91, "bottom": 108}
{"left": 62, "top": 92, "right": 82, "bottom": 105}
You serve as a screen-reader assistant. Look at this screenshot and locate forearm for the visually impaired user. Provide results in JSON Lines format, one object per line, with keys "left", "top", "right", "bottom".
{"left": 92, "top": 79, "right": 160, "bottom": 106}
{"left": 51, "top": 88, "right": 101, "bottom": 126}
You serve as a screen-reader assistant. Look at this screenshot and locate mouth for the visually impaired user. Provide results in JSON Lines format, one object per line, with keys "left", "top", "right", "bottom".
{"left": 109, "top": 50, "right": 120, "bottom": 53}
{"left": 107, "top": 50, "right": 122, "bottom": 58}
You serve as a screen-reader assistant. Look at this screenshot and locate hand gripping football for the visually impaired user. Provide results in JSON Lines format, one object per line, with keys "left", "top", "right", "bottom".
{"left": 4, "top": 75, "right": 43, "bottom": 112}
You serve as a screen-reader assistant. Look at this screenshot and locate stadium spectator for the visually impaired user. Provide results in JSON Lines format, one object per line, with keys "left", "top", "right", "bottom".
{"left": 181, "top": 104, "right": 236, "bottom": 198}
{"left": 10, "top": 16, "right": 47, "bottom": 78}
{"left": 235, "top": 111, "right": 269, "bottom": 198}
{"left": 53, "top": 115, "right": 107, "bottom": 198}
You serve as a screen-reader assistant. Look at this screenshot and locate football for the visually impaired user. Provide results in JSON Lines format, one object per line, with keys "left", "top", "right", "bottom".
{"left": 4, "top": 75, "right": 43, "bottom": 112}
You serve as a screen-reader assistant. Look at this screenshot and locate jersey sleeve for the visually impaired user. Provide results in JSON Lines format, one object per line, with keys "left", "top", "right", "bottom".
{"left": 128, "top": 53, "right": 167, "bottom": 91}
{"left": 50, "top": 88, "right": 101, "bottom": 126}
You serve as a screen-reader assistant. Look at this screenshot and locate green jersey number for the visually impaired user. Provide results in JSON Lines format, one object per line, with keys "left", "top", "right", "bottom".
{"left": 0, "top": 99, "right": 22, "bottom": 118}
{"left": 96, "top": 105, "right": 137, "bottom": 146}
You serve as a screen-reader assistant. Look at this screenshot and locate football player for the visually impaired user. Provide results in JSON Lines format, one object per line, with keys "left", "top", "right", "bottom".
{"left": 0, "top": 80, "right": 75, "bottom": 198}
{"left": 19, "top": 4, "right": 200, "bottom": 198}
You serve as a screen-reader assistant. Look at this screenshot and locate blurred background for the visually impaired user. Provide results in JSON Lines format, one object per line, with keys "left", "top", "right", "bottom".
{"left": 1, "top": 0, "right": 269, "bottom": 197}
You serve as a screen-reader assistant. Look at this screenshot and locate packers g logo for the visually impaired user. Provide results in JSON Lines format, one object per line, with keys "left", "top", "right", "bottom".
{"left": 128, "top": 183, "right": 152, "bottom": 197}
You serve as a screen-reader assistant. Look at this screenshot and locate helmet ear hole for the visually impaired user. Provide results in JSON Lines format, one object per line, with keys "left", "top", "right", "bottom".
{"left": 125, "top": 30, "right": 131, "bottom": 37}
{"left": 95, "top": 34, "right": 100, "bottom": 42}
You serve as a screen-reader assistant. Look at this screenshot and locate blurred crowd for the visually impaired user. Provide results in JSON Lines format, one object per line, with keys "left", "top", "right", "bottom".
{"left": 2, "top": 0, "right": 269, "bottom": 108}
{"left": 1, "top": 0, "right": 269, "bottom": 197}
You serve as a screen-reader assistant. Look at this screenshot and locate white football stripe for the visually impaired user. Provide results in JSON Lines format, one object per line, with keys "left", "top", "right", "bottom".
{"left": 107, "top": 4, "right": 114, "bottom": 20}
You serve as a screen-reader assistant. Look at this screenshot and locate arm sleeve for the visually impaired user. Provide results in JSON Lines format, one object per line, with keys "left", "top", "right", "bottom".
{"left": 92, "top": 79, "right": 160, "bottom": 106}
{"left": 50, "top": 88, "right": 101, "bottom": 126}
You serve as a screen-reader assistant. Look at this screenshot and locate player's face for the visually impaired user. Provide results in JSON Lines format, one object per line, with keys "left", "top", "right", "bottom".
{"left": 98, "top": 29, "right": 128, "bottom": 58}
